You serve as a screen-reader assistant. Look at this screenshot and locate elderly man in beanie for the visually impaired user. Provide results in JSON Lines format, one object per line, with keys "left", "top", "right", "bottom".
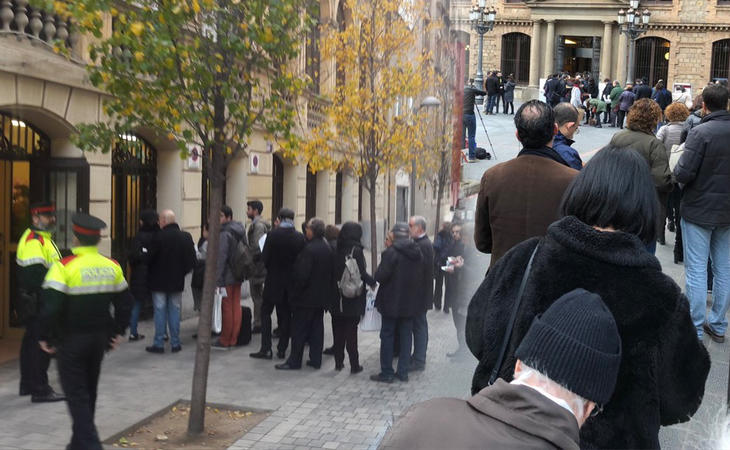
{"left": 371, "top": 223, "right": 423, "bottom": 383}
{"left": 380, "top": 289, "right": 621, "bottom": 449}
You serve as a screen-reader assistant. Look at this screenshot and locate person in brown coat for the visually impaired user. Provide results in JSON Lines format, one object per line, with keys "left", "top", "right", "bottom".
{"left": 475, "top": 100, "right": 578, "bottom": 269}
{"left": 609, "top": 98, "right": 672, "bottom": 252}
{"left": 380, "top": 289, "right": 622, "bottom": 450}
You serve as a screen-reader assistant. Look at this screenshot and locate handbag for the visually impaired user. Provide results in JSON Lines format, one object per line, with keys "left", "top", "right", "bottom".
{"left": 487, "top": 243, "right": 540, "bottom": 386}
{"left": 360, "top": 286, "right": 381, "bottom": 332}
{"left": 669, "top": 142, "right": 685, "bottom": 172}
{"left": 212, "top": 288, "right": 223, "bottom": 334}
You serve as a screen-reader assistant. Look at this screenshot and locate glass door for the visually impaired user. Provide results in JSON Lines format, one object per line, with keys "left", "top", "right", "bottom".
{"left": 0, "top": 160, "right": 32, "bottom": 338}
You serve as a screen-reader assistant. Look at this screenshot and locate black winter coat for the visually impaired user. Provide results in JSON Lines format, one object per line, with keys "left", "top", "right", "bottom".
{"left": 466, "top": 216, "right": 710, "bottom": 449}
{"left": 674, "top": 110, "right": 730, "bottom": 227}
{"left": 128, "top": 226, "right": 158, "bottom": 301}
{"left": 485, "top": 75, "right": 499, "bottom": 95}
{"left": 374, "top": 239, "right": 423, "bottom": 318}
{"left": 292, "top": 237, "right": 336, "bottom": 309}
{"left": 414, "top": 235, "right": 434, "bottom": 311}
{"left": 148, "top": 223, "right": 196, "bottom": 293}
{"left": 635, "top": 83, "right": 652, "bottom": 99}
{"left": 331, "top": 222, "right": 376, "bottom": 317}
{"left": 262, "top": 225, "right": 306, "bottom": 305}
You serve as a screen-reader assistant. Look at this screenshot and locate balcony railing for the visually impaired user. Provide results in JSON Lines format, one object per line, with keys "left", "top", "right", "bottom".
{"left": 0, "top": 0, "right": 80, "bottom": 58}
{"left": 306, "top": 94, "right": 329, "bottom": 130}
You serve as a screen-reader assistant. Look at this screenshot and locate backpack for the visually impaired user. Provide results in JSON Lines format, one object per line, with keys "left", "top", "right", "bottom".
{"left": 338, "top": 248, "right": 363, "bottom": 298}
{"left": 229, "top": 236, "right": 253, "bottom": 282}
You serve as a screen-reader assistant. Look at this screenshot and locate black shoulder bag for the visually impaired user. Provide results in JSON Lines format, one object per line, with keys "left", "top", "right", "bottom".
{"left": 487, "top": 243, "right": 540, "bottom": 385}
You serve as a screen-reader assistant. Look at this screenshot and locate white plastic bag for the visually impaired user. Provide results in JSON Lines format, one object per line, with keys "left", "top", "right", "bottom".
{"left": 212, "top": 288, "right": 223, "bottom": 334}
{"left": 360, "top": 285, "right": 381, "bottom": 332}
{"left": 241, "top": 280, "right": 251, "bottom": 301}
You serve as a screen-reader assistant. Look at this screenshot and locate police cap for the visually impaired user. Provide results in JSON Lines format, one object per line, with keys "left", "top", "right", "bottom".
{"left": 72, "top": 213, "right": 106, "bottom": 237}
{"left": 30, "top": 201, "right": 56, "bottom": 216}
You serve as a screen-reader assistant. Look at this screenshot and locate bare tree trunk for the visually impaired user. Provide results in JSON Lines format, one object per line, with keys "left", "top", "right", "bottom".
{"left": 368, "top": 178, "right": 378, "bottom": 271}
{"left": 434, "top": 154, "right": 445, "bottom": 236}
{"left": 187, "top": 144, "right": 224, "bottom": 435}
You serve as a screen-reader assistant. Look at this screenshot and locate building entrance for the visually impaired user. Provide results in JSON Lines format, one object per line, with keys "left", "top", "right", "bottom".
{"left": 556, "top": 35, "right": 601, "bottom": 80}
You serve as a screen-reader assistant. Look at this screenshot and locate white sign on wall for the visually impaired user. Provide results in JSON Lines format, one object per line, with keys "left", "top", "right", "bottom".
{"left": 250, "top": 153, "right": 260, "bottom": 174}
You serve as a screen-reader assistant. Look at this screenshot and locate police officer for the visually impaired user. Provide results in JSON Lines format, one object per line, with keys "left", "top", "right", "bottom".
{"left": 39, "top": 213, "right": 132, "bottom": 450}
{"left": 16, "top": 201, "right": 65, "bottom": 403}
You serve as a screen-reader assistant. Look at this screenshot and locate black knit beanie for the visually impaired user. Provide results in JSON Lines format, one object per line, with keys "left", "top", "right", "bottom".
{"left": 514, "top": 288, "right": 622, "bottom": 406}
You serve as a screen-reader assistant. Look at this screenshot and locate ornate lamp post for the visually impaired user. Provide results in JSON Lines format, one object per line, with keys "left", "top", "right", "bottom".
{"left": 470, "top": 0, "right": 496, "bottom": 104}
{"left": 618, "top": 0, "right": 651, "bottom": 85}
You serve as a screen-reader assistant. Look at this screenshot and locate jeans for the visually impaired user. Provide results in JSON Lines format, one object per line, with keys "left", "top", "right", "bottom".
{"left": 151, "top": 291, "right": 182, "bottom": 348}
{"left": 486, "top": 94, "right": 498, "bottom": 114}
{"left": 129, "top": 298, "right": 142, "bottom": 336}
{"left": 380, "top": 317, "right": 413, "bottom": 379}
{"left": 682, "top": 218, "right": 730, "bottom": 337}
{"left": 411, "top": 312, "right": 428, "bottom": 367}
{"left": 250, "top": 282, "right": 264, "bottom": 328}
{"left": 463, "top": 113, "right": 476, "bottom": 159}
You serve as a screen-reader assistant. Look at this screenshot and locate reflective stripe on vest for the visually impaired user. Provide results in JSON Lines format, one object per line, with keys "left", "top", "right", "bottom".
{"left": 42, "top": 246, "right": 128, "bottom": 295}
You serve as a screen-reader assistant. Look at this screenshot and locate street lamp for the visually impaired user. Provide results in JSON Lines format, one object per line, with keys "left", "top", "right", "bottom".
{"left": 410, "top": 96, "right": 441, "bottom": 216}
{"left": 618, "top": 2, "right": 651, "bottom": 85}
{"left": 470, "top": 2, "right": 497, "bottom": 104}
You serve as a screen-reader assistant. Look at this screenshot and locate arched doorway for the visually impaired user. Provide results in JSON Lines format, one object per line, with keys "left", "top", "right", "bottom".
{"left": 711, "top": 39, "right": 730, "bottom": 82}
{"left": 634, "top": 37, "right": 670, "bottom": 87}
{"left": 111, "top": 133, "right": 157, "bottom": 274}
{"left": 272, "top": 154, "right": 284, "bottom": 221}
{"left": 0, "top": 112, "right": 89, "bottom": 338}
{"left": 501, "top": 33, "right": 530, "bottom": 84}
{"left": 305, "top": 164, "right": 317, "bottom": 221}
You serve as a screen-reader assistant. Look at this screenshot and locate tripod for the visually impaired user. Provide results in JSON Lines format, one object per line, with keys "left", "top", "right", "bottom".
{"left": 474, "top": 107, "right": 498, "bottom": 160}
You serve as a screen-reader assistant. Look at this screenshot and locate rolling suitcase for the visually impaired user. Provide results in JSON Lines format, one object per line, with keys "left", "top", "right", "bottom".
{"left": 237, "top": 306, "right": 252, "bottom": 346}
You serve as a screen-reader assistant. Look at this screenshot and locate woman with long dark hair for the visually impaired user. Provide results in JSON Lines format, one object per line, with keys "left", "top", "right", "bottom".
{"left": 330, "top": 222, "right": 375, "bottom": 373}
{"left": 466, "top": 146, "right": 709, "bottom": 449}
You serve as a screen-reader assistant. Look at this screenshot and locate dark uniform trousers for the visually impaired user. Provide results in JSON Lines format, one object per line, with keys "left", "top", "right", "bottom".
{"left": 20, "top": 316, "right": 51, "bottom": 395}
{"left": 260, "top": 299, "right": 291, "bottom": 355}
{"left": 58, "top": 331, "right": 107, "bottom": 450}
{"left": 286, "top": 307, "right": 324, "bottom": 368}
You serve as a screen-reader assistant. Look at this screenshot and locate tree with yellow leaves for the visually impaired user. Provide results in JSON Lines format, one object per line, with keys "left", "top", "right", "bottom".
{"left": 36, "top": 0, "right": 312, "bottom": 435}
{"left": 287, "top": 0, "right": 431, "bottom": 270}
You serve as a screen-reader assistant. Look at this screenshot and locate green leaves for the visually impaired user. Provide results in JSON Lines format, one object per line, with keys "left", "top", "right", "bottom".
{"left": 65, "top": 0, "right": 309, "bottom": 160}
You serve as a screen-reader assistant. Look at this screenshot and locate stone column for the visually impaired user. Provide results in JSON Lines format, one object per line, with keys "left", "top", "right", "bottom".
{"left": 529, "top": 20, "right": 542, "bottom": 87}
{"left": 601, "top": 22, "right": 614, "bottom": 81}
{"left": 616, "top": 31, "right": 628, "bottom": 86}
{"left": 544, "top": 20, "right": 555, "bottom": 76}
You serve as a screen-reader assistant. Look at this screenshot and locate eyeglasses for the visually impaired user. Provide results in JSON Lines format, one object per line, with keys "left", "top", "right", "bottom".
{"left": 590, "top": 404, "right": 604, "bottom": 417}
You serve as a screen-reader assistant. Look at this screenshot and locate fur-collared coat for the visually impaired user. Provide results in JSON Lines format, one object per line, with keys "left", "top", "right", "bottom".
{"left": 466, "top": 216, "right": 710, "bottom": 449}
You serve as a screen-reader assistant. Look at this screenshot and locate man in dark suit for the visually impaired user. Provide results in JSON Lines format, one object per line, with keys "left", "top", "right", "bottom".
{"left": 409, "top": 216, "right": 434, "bottom": 372}
{"left": 485, "top": 71, "right": 499, "bottom": 114}
{"left": 146, "top": 209, "right": 195, "bottom": 353}
{"left": 276, "top": 217, "right": 335, "bottom": 370}
{"left": 251, "top": 208, "right": 305, "bottom": 360}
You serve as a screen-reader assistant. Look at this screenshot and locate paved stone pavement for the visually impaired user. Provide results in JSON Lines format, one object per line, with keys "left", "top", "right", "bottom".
{"left": 462, "top": 101, "right": 617, "bottom": 184}
{"left": 1, "top": 108, "right": 729, "bottom": 449}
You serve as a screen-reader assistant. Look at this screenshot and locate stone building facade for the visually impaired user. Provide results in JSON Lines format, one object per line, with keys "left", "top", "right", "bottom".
{"left": 0, "top": 0, "right": 448, "bottom": 345}
{"left": 451, "top": 0, "right": 730, "bottom": 98}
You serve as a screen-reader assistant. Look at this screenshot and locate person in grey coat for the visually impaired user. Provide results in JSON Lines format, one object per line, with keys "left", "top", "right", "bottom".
{"left": 246, "top": 200, "right": 268, "bottom": 332}
{"left": 380, "top": 289, "right": 622, "bottom": 450}
{"left": 503, "top": 75, "right": 516, "bottom": 114}
{"left": 215, "top": 205, "right": 247, "bottom": 348}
